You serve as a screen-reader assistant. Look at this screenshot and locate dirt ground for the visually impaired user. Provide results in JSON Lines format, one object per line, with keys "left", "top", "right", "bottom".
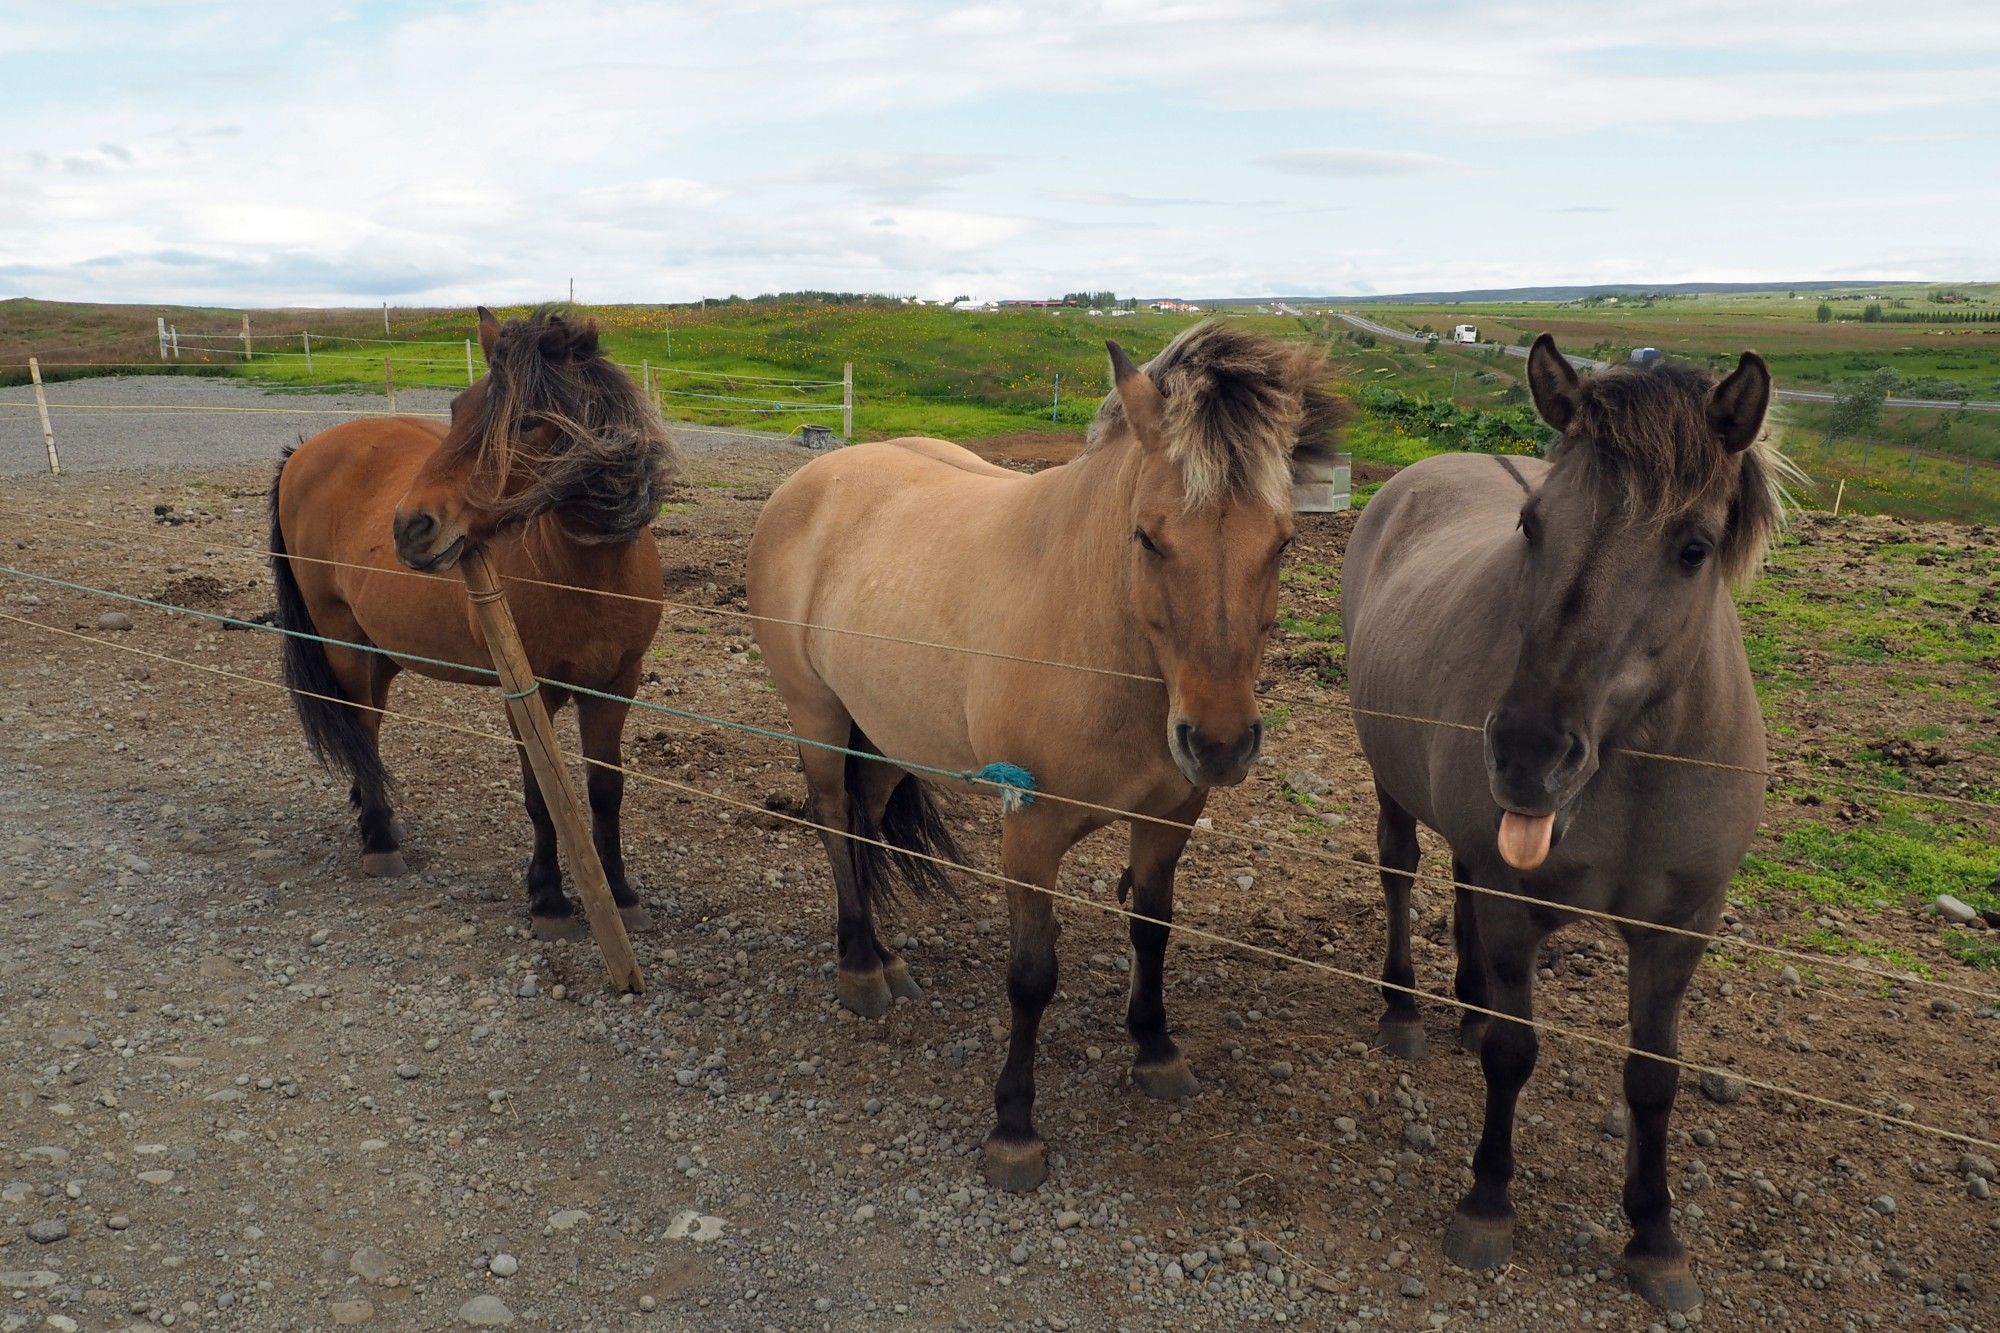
{"left": 1, "top": 436, "right": 1997, "bottom": 1332}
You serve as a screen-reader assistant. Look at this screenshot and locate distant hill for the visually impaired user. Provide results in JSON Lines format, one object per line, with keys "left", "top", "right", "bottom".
{"left": 1189, "top": 281, "right": 1924, "bottom": 306}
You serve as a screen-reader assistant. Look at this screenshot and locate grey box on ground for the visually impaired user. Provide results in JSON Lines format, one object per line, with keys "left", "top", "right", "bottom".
{"left": 1293, "top": 452, "right": 1351, "bottom": 513}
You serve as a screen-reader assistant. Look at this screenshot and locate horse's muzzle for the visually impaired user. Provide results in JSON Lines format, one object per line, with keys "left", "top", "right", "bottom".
{"left": 1482, "top": 708, "right": 1593, "bottom": 816}
{"left": 1171, "top": 718, "right": 1262, "bottom": 787}
{"left": 393, "top": 511, "right": 466, "bottom": 571}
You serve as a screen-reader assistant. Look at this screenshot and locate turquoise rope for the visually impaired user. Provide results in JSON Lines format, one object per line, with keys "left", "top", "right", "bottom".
{"left": 0, "top": 563, "right": 1039, "bottom": 810}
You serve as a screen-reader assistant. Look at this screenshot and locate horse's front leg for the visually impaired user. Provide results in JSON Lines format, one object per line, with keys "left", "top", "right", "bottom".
{"left": 1443, "top": 896, "right": 1549, "bottom": 1273}
{"left": 984, "top": 815, "right": 1072, "bottom": 1192}
{"left": 1618, "top": 927, "right": 1707, "bottom": 1311}
{"left": 576, "top": 682, "right": 651, "bottom": 931}
{"left": 514, "top": 685, "right": 578, "bottom": 940}
{"left": 1124, "top": 791, "right": 1206, "bottom": 1101}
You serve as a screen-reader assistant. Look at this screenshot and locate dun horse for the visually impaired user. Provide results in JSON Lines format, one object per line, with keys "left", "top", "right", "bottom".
{"left": 1342, "top": 336, "right": 1784, "bottom": 1309}
{"left": 748, "top": 322, "right": 1344, "bottom": 1190}
{"left": 270, "top": 307, "right": 680, "bottom": 937}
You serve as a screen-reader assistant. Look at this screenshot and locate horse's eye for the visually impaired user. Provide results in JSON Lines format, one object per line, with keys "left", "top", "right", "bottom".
{"left": 1679, "top": 540, "right": 1711, "bottom": 570}
{"left": 1518, "top": 511, "right": 1540, "bottom": 545}
{"left": 1135, "top": 528, "right": 1161, "bottom": 555}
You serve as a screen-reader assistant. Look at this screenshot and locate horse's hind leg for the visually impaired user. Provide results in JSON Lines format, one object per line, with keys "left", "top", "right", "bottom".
{"left": 576, "top": 678, "right": 651, "bottom": 932}
{"left": 1123, "top": 791, "right": 1206, "bottom": 1102}
{"left": 1374, "top": 782, "right": 1426, "bottom": 1058}
{"left": 852, "top": 759, "right": 923, "bottom": 1004}
{"left": 514, "top": 685, "right": 584, "bottom": 941}
{"left": 785, "top": 698, "right": 895, "bottom": 1017}
{"left": 1618, "top": 929, "right": 1707, "bottom": 1311}
{"left": 1451, "top": 864, "right": 1490, "bottom": 1053}
{"left": 333, "top": 648, "right": 405, "bottom": 878}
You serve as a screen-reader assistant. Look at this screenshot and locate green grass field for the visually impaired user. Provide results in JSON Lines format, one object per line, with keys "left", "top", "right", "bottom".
{"left": 6, "top": 293, "right": 1997, "bottom": 520}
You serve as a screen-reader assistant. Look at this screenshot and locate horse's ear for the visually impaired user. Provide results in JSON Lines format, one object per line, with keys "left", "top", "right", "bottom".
{"left": 1527, "top": 334, "right": 1581, "bottom": 434}
{"left": 1706, "top": 351, "right": 1771, "bottom": 453}
{"left": 476, "top": 307, "right": 501, "bottom": 362}
{"left": 1107, "top": 340, "right": 1164, "bottom": 444}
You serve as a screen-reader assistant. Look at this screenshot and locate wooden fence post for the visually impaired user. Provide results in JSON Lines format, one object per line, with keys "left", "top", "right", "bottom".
{"left": 384, "top": 358, "right": 396, "bottom": 412}
{"left": 241, "top": 314, "right": 253, "bottom": 362}
{"left": 303, "top": 331, "right": 313, "bottom": 373}
{"left": 465, "top": 339, "right": 475, "bottom": 386}
{"left": 382, "top": 302, "right": 390, "bottom": 335}
{"left": 459, "top": 548, "right": 644, "bottom": 993}
{"left": 641, "top": 359, "right": 650, "bottom": 396}
{"left": 156, "top": 316, "right": 168, "bottom": 361}
{"left": 169, "top": 326, "right": 179, "bottom": 359}
{"left": 27, "top": 358, "right": 59, "bottom": 476}
{"left": 842, "top": 362, "right": 853, "bottom": 439}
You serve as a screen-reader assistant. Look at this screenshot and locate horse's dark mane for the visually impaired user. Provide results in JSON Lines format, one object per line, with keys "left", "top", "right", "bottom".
{"left": 458, "top": 306, "right": 683, "bottom": 543}
{"left": 1554, "top": 359, "right": 1790, "bottom": 583}
{"left": 1088, "top": 320, "right": 1347, "bottom": 508}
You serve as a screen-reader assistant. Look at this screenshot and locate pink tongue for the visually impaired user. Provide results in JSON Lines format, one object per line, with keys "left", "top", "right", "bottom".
{"left": 1498, "top": 811, "right": 1555, "bottom": 871}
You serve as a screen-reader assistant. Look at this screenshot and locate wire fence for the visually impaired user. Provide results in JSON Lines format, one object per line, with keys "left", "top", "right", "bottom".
{"left": 1, "top": 544, "right": 1993, "bottom": 1011}
{"left": 2, "top": 594, "right": 1994, "bottom": 1160}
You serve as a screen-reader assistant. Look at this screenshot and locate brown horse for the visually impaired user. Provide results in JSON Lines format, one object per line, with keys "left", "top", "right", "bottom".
{"left": 1342, "top": 336, "right": 1786, "bottom": 1309}
{"left": 269, "top": 307, "right": 681, "bottom": 937}
{"left": 747, "top": 321, "right": 1344, "bottom": 1191}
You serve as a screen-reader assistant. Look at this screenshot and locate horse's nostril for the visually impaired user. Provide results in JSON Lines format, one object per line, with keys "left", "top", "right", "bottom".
{"left": 397, "top": 512, "right": 437, "bottom": 545}
{"left": 1174, "top": 721, "right": 1196, "bottom": 756}
{"left": 1244, "top": 720, "right": 1264, "bottom": 758}
{"left": 1565, "top": 732, "right": 1587, "bottom": 768}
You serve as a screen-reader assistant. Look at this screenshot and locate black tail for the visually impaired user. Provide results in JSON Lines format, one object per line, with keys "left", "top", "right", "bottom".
{"left": 269, "top": 447, "right": 390, "bottom": 798}
{"left": 846, "top": 727, "right": 961, "bottom": 907}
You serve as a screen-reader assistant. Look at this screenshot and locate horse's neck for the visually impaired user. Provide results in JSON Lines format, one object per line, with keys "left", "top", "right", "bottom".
{"left": 1001, "top": 442, "right": 1151, "bottom": 671}
{"left": 504, "top": 513, "right": 637, "bottom": 584}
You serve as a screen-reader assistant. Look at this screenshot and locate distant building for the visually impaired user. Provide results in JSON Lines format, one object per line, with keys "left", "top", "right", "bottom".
{"left": 1148, "top": 300, "right": 1203, "bottom": 313}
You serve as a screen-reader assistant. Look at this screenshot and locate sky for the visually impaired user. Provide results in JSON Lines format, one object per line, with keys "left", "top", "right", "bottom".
{"left": 4, "top": 0, "right": 1999, "bottom": 307}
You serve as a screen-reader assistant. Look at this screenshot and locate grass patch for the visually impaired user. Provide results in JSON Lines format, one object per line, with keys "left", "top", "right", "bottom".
{"left": 1278, "top": 609, "right": 1342, "bottom": 642}
{"left": 1739, "top": 806, "right": 1998, "bottom": 911}
{"left": 1791, "top": 927, "right": 1932, "bottom": 977}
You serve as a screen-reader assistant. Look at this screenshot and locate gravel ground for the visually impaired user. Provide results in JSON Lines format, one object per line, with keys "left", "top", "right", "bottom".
{"left": 0, "top": 435, "right": 1996, "bottom": 1331}
{"left": 0, "top": 375, "right": 796, "bottom": 477}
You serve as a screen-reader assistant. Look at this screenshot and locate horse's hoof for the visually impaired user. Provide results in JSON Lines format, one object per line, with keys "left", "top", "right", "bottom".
{"left": 881, "top": 956, "right": 924, "bottom": 1002}
{"left": 1131, "top": 1052, "right": 1200, "bottom": 1102}
{"left": 530, "top": 912, "right": 589, "bottom": 942}
{"left": 836, "top": 967, "right": 893, "bottom": 1019}
{"left": 982, "top": 1134, "right": 1048, "bottom": 1192}
{"left": 1625, "top": 1252, "right": 1703, "bottom": 1311}
{"left": 360, "top": 851, "right": 409, "bottom": 878}
{"left": 1458, "top": 1016, "right": 1490, "bottom": 1054}
{"left": 619, "top": 904, "right": 655, "bottom": 933}
{"left": 1377, "top": 1017, "right": 1429, "bottom": 1060}
{"left": 1442, "top": 1212, "right": 1514, "bottom": 1271}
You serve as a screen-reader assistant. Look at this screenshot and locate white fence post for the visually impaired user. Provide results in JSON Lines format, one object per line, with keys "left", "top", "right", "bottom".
{"left": 28, "top": 357, "right": 59, "bottom": 476}
{"left": 303, "top": 331, "right": 313, "bottom": 373}
{"left": 156, "top": 316, "right": 167, "bottom": 361}
{"left": 382, "top": 302, "right": 390, "bottom": 335}
{"left": 465, "top": 339, "right": 475, "bottom": 385}
{"left": 842, "top": 362, "right": 853, "bottom": 439}
{"left": 169, "top": 325, "right": 180, "bottom": 359}
{"left": 384, "top": 357, "right": 396, "bottom": 412}
{"left": 240, "top": 313, "right": 253, "bottom": 362}
{"left": 641, "top": 359, "right": 650, "bottom": 396}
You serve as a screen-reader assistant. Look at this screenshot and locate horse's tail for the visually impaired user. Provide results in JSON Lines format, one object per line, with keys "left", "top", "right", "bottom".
{"left": 846, "top": 728, "right": 960, "bottom": 907}
{"left": 269, "top": 445, "right": 390, "bottom": 797}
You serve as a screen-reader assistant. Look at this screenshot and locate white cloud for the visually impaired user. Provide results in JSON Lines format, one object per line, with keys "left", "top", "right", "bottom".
{"left": 0, "top": 1, "right": 1996, "bottom": 304}
{"left": 1259, "top": 149, "right": 1467, "bottom": 179}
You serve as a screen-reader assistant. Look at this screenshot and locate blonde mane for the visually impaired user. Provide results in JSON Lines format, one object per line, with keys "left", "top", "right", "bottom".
{"left": 1088, "top": 320, "right": 1345, "bottom": 509}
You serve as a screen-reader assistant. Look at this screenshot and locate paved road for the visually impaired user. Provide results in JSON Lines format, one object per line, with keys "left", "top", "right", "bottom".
{"left": 1332, "top": 312, "right": 2000, "bottom": 413}
{"left": 0, "top": 375, "right": 800, "bottom": 478}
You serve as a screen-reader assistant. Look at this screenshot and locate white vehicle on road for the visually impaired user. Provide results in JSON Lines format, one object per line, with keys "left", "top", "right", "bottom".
{"left": 1453, "top": 324, "right": 1478, "bottom": 344}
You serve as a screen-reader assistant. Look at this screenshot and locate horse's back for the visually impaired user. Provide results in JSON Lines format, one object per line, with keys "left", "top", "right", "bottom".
{"left": 1344, "top": 452, "right": 1542, "bottom": 637}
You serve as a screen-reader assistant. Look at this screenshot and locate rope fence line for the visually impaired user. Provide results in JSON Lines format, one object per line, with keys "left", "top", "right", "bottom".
{"left": 4, "top": 604, "right": 1995, "bottom": 1158}
{"left": 4, "top": 554, "right": 1994, "bottom": 1004}
{"left": 7, "top": 353, "right": 844, "bottom": 390}
{"left": 8, "top": 504, "right": 1998, "bottom": 820}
